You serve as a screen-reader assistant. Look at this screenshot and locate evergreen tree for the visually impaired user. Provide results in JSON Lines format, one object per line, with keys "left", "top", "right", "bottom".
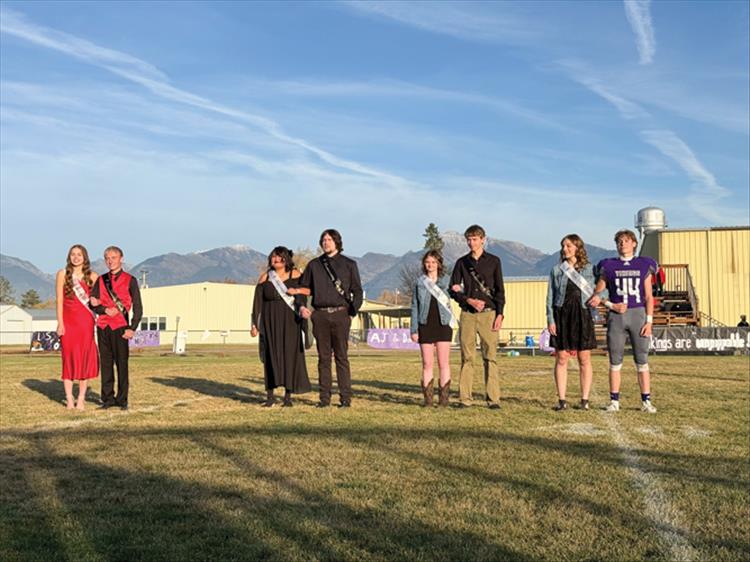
{"left": 0, "top": 276, "right": 15, "bottom": 304}
{"left": 21, "top": 289, "right": 41, "bottom": 308}
{"left": 423, "top": 223, "right": 444, "bottom": 252}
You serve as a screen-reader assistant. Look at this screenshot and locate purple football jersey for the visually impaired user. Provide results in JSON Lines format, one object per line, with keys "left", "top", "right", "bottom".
{"left": 597, "top": 257, "right": 657, "bottom": 309}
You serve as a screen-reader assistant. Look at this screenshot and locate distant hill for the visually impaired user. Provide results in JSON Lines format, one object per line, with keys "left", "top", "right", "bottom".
{"left": 530, "top": 244, "right": 616, "bottom": 276}
{"left": 362, "top": 231, "right": 548, "bottom": 299}
{"left": 0, "top": 254, "right": 55, "bottom": 300}
{"left": 130, "top": 246, "right": 267, "bottom": 287}
{"left": 3, "top": 237, "right": 618, "bottom": 301}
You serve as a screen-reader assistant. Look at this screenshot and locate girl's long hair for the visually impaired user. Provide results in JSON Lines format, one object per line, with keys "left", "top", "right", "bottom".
{"left": 64, "top": 244, "right": 94, "bottom": 297}
{"left": 559, "top": 234, "right": 589, "bottom": 271}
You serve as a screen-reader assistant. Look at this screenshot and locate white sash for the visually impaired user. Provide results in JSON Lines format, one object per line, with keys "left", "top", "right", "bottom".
{"left": 560, "top": 262, "right": 594, "bottom": 299}
{"left": 420, "top": 275, "right": 458, "bottom": 329}
{"left": 72, "top": 277, "right": 96, "bottom": 318}
{"left": 268, "top": 270, "right": 296, "bottom": 312}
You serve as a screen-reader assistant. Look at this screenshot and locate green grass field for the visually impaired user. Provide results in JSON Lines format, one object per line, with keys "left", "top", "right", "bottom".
{"left": 1, "top": 347, "right": 748, "bottom": 561}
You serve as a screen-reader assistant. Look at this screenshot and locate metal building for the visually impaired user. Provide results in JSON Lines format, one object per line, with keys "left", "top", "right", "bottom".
{"left": 640, "top": 226, "right": 750, "bottom": 326}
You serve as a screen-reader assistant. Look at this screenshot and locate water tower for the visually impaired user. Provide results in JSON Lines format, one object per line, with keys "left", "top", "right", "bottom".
{"left": 634, "top": 207, "right": 667, "bottom": 239}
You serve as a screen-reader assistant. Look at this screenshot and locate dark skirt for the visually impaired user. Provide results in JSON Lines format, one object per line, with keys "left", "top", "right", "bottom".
{"left": 550, "top": 279, "right": 597, "bottom": 352}
{"left": 418, "top": 297, "right": 453, "bottom": 344}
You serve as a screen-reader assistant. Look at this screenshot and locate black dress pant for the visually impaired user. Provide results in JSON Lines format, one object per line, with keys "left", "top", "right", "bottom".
{"left": 312, "top": 309, "right": 352, "bottom": 403}
{"left": 98, "top": 326, "right": 130, "bottom": 406}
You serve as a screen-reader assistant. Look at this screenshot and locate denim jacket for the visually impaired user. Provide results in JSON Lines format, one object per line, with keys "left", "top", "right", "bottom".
{"left": 410, "top": 275, "right": 453, "bottom": 334}
{"left": 546, "top": 262, "right": 605, "bottom": 325}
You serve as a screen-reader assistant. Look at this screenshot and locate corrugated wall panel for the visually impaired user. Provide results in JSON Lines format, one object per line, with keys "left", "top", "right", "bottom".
{"left": 500, "top": 279, "right": 548, "bottom": 342}
{"left": 707, "top": 230, "right": 750, "bottom": 325}
{"left": 659, "top": 231, "right": 710, "bottom": 316}
{"left": 658, "top": 228, "right": 750, "bottom": 325}
{"left": 141, "top": 282, "right": 257, "bottom": 344}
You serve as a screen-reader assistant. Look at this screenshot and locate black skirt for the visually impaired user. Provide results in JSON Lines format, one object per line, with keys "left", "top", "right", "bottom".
{"left": 418, "top": 297, "right": 453, "bottom": 344}
{"left": 550, "top": 279, "right": 597, "bottom": 352}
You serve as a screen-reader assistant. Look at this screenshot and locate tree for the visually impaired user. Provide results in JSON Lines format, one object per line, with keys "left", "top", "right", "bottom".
{"left": 293, "top": 246, "right": 318, "bottom": 271}
{"left": 398, "top": 262, "right": 422, "bottom": 302}
{"left": 21, "top": 289, "right": 41, "bottom": 308}
{"left": 423, "top": 223, "right": 444, "bottom": 252}
{"left": 0, "top": 276, "right": 15, "bottom": 304}
{"left": 376, "top": 289, "right": 408, "bottom": 306}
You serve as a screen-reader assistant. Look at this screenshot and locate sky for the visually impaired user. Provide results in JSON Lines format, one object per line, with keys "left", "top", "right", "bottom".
{"left": 1, "top": 0, "right": 748, "bottom": 273}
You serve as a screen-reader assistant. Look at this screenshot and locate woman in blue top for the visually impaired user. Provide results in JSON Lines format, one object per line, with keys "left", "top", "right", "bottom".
{"left": 546, "top": 234, "right": 598, "bottom": 411}
{"left": 410, "top": 250, "right": 455, "bottom": 407}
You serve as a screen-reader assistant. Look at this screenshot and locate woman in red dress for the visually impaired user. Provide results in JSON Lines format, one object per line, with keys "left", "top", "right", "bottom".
{"left": 56, "top": 244, "right": 99, "bottom": 410}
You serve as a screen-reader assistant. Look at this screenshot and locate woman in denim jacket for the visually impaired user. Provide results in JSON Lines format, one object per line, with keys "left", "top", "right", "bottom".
{"left": 546, "top": 234, "right": 598, "bottom": 411}
{"left": 410, "top": 250, "right": 454, "bottom": 407}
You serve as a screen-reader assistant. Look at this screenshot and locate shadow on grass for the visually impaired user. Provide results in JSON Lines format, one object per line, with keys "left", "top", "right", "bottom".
{"left": 1, "top": 437, "right": 532, "bottom": 561}
{"left": 195, "top": 436, "right": 531, "bottom": 561}
{"left": 22, "top": 379, "right": 100, "bottom": 406}
{"left": 150, "top": 376, "right": 265, "bottom": 404}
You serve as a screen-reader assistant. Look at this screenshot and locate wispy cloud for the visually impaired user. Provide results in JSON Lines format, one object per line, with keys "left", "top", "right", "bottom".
{"left": 0, "top": 8, "right": 406, "bottom": 185}
{"left": 559, "top": 59, "right": 744, "bottom": 225}
{"left": 242, "top": 78, "right": 568, "bottom": 131}
{"left": 342, "top": 0, "right": 540, "bottom": 44}
{"left": 575, "top": 75, "right": 649, "bottom": 120}
{"left": 639, "top": 129, "right": 746, "bottom": 224}
{"left": 624, "top": 0, "right": 656, "bottom": 64}
{"left": 640, "top": 130, "right": 727, "bottom": 197}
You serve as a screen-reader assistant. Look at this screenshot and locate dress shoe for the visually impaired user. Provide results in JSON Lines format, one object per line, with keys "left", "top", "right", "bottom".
{"left": 119, "top": 404, "right": 129, "bottom": 411}
{"left": 315, "top": 401, "right": 330, "bottom": 408}
{"left": 338, "top": 401, "right": 351, "bottom": 408}
{"left": 98, "top": 403, "right": 116, "bottom": 410}
{"left": 488, "top": 403, "right": 501, "bottom": 410}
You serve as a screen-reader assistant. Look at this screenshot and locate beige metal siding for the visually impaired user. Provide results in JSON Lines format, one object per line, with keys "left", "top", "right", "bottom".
{"left": 659, "top": 230, "right": 710, "bottom": 315}
{"left": 499, "top": 279, "right": 548, "bottom": 343}
{"left": 657, "top": 228, "right": 750, "bottom": 325}
{"left": 141, "top": 282, "right": 256, "bottom": 344}
{"left": 707, "top": 230, "right": 750, "bottom": 325}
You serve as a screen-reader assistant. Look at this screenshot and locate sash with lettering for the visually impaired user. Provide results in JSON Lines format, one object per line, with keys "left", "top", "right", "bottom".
{"left": 268, "top": 270, "right": 313, "bottom": 350}
{"left": 560, "top": 261, "right": 600, "bottom": 320}
{"left": 419, "top": 275, "right": 458, "bottom": 329}
{"left": 72, "top": 277, "right": 96, "bottom": 319}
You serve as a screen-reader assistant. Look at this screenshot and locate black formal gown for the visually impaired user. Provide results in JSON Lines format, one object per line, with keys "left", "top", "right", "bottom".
{"left": 252, "top": 276, "right": 311, "bottom": 393}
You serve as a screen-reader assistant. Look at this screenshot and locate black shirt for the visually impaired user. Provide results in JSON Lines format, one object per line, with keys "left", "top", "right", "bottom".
{"left": 90, "top": 270, "right": 143, "bottom": 331}
{"left": 300, "top": 253, "right": 363, "bottom": 313}
{"left": 449, "top": 251, "right": 506, "bottom": 315}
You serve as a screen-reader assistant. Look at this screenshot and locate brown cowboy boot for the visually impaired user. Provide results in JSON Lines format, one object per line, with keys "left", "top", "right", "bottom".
{"left": 438, "top": 380, "right": 451, "bottom": 407}
{"left": 421, "top": 379, "right": 434, "bottom": 407}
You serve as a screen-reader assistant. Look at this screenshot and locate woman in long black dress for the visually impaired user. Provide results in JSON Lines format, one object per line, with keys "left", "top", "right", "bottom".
{"left": 545, "top": 234, "right": 598, "bottom": 411}
{"left": 251, "top": 247, "right": 311, "bottom": 407}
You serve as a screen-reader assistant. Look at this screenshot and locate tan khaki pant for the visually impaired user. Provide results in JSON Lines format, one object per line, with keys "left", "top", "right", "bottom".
{"left": 458, "top": 310, "right": 500, "bottom": 405}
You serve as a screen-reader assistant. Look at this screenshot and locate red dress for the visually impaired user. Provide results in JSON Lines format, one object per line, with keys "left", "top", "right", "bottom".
{"left": 61, "top": 279, "right": 99, "bottom": 380}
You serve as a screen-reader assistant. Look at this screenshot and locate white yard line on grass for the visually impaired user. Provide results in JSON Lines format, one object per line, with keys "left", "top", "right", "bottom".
{"left": 601, "top": 412, "right": 699, "bottom": 561}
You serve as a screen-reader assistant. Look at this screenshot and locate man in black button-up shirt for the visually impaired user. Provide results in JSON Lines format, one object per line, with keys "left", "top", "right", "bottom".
{"left": 297, "top": 229, "right": 363, "bottom": 408}
{"left": 449, "top": 225, "right": 505, "bottom": 409}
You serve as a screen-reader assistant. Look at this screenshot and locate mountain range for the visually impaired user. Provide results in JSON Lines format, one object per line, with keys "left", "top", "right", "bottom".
{"left": 0, "top": 232, "right": 615, "bottom": 302}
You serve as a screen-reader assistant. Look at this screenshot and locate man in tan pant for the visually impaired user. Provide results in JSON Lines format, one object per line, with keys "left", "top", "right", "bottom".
{"left": 449, "top": 225, "right": 506, "bottom": 409}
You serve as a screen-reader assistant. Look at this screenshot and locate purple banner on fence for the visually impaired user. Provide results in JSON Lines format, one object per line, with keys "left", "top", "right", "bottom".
{"left": 130, "top": 330, "right": 160, "bottom": 348}
{"left": 367, "top": 328, "right": 419, "bottom": 350}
